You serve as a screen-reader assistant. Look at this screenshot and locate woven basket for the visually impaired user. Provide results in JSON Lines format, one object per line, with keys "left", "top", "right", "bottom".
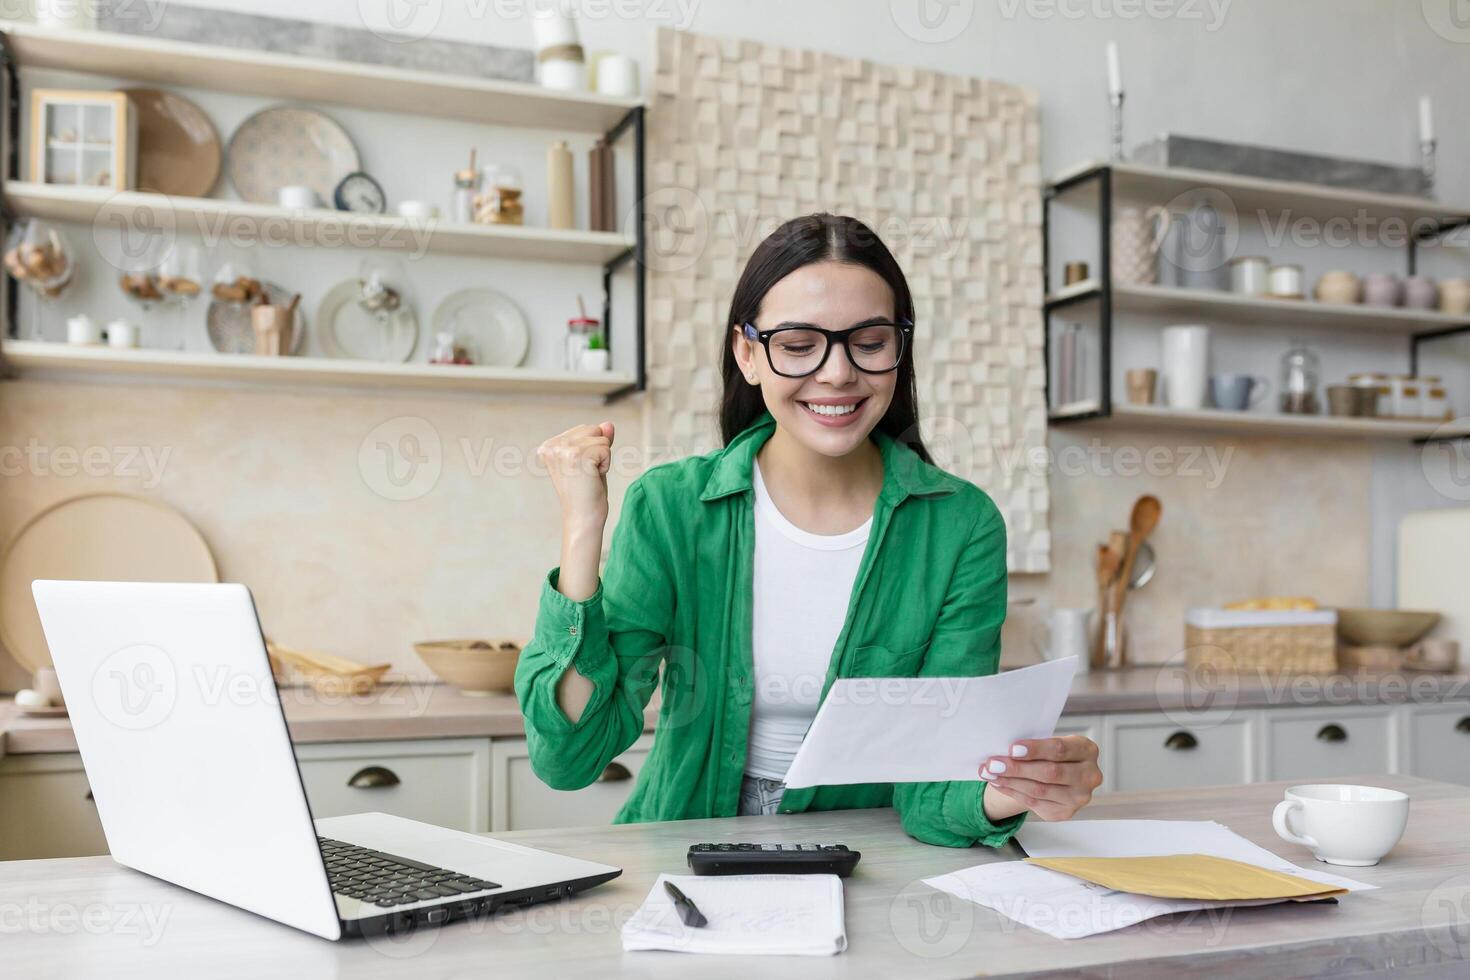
{"left": 1184, "top": 609, "right": 1337, "bottom": 674}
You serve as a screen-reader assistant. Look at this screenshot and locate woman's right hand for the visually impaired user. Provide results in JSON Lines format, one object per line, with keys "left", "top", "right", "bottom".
{"left": 537, "top": 420, "right": 616, "bottom": 533}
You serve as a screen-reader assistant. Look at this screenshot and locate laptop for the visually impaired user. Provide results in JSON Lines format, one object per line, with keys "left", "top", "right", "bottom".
{"left": 31, "top": 580, "right": 621, "bottom": 941}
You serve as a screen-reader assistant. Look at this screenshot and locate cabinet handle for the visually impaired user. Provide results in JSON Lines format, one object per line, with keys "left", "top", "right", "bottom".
{"left": 1164, "top": 731, "right": 1197, "bottom": 751}
{"left": 1316, "top": 724, "right": 1348, "bottom": 744}
{"left": 85, "top": 790, "right": 94, "bottom": 802}
{"left": 347, "top": 766, "right": 401, "bottom": 789}
{"left": 597, "top": 762, "right": 632, "bottom": 782}
{"left": 1457, "top": 717, "right": 1470, "bottom": 734}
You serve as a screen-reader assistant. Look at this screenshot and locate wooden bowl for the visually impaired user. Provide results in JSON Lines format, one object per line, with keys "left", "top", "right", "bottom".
{"left": 413, "top": 639, "right": 521, "bottom": 696}
{"left": 265, "top": 640, "right": 390, "bottom": 696}
{"left": 1335, "top": 608, "right": 1439, "bottom": 648}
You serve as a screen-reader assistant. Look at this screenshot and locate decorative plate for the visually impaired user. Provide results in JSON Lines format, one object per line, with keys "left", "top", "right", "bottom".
{"left": 206, "top": 280, "right": 307, "bottom": 355}
{"left": 430, "top": 288, "right": 529, "bottom": 367}
{"left": 226, "top": 105, "right": 360, "bottom": 206}
{"left": 317, "top": 278, "right": 418, "bottom": 362}
{"left": 125, "top": 88, "right": 222, "bottom": 198}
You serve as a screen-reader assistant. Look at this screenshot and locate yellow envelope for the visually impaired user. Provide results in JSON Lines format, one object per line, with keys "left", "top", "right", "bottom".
{"left": 1025, "top": 853, "right": 1349, "bottom": 902}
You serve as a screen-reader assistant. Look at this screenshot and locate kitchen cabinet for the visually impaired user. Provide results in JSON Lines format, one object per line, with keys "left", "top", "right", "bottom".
{"left": 294, "top": 738, "right": 491, "bottom": 833}
{"left": 491, "top": 734, "right": 654, "bottom": 832}
{"left": 1260, "top": 705, "right": 1397, "bottom": 782}
{"left": 1103, "top": 709, "right": 1254, "bottom": 792}
{"left": 1401, "top": 702, "right": 1470, "bottom": 786}
{"left": 0, "top": 752, "right": 107, "bottom": 860}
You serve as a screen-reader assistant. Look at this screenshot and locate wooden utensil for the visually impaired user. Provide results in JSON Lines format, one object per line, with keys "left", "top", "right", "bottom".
{"left": 1092, "top": 542, "right": 1125, "bottom": 669}
{"left": 1114, "top": 496, "right": 1162, "bottom": 617}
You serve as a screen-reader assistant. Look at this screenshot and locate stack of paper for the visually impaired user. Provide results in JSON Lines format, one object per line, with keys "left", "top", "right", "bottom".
{"left": 621, "top": 873, "right": 847, "bottom": 956}
{"left": 782, "top": 657, "right": 1078, "bottom": 788}
{"left": 923, "top": 820, "right": 1374, "bottom": 940}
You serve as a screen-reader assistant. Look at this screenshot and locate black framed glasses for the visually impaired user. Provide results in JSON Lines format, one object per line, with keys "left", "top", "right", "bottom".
{"left": 742, "top": 318, "right": 913, "bottom": 378}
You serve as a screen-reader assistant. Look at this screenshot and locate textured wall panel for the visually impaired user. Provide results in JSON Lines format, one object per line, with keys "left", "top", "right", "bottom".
{"left": 644, "top": 28, "right": 1049, "bottom": 571}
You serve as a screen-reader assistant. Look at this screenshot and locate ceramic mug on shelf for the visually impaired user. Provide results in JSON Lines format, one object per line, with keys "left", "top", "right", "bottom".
{"left": 1125, "top": 367, "right": 1158, "bottom": 405}
{"left": 1439, "top": 277, "right": 1470, "bottom": 315}
{"left": 594, "top": 53, "right": 640, "bottom": 98}
{"left": 1362, "top": 273, "right": 1404, "bottom": 308}
{"left": 276, "top": 185, "right": 319, "bottom": 209}
{"left": 1228, "top": 256, "right": 1269, "bottom": 295}
{"left": 66, "top": 314, "right": 102, "bottom": 345}
{"left": 1045, "top": 608, "right": 1092, "bottom": 675}
{"left": 105, "top": 318, "right": 139, "bottom": 349}
{"left": 1210, "top": 372, "right": 1269, "bottom": 411}
{"left": 1314, "top": 270, "right": 1361, "bottom": 306}
{"left": 1404, "top": 275, "right": 1439, "bottom": 311}
{"left": 1267, "top": 264, "right": 1303, "bottom": 299}
{"left": 1161, "top": 324, "right": 1210, "bottom": 409}
{"left": 1272, "top": 784, "right": 1409, "bottom": 866}
{"left": 1111, "top": 205, "right": 1168, "bottom": 286}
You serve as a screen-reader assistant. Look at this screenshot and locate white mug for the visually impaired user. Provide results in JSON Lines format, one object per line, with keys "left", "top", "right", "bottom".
{"left": 276, "top": 185, "right": 319, "bottom": 209}
{"left": 396, "top": 200, "right": 438, "bottom": 220}
{"left": 595, "top": 53, "right": 640, "bottom": 98}
{"left": 66, "top": 314, "right": 102, "bottom": 345}
{"left": 1272, "top": 783, "right": 1409, "bottom": 866}
{"left": 1161, "top": 324, "right": 1210, "bottom": 409}
{"left": 105, "top": 318, "right": 140, "bottom": 349}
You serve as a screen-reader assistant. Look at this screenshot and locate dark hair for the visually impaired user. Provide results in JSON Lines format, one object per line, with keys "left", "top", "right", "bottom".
{"left": 718, "top": 213, "right": 932, "bottom": 464}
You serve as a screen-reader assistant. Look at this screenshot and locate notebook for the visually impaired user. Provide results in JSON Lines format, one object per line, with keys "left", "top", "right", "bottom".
{"left": 621, "top": 873, "right": 847, "bottom": 956}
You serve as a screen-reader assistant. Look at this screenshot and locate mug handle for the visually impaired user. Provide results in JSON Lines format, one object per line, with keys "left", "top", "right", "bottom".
{"left": 1272, "top": 799, "right": 1319, "bottom": 849}
{"left": 1146, "top": 205, "right": 1171, "bottom": 256}
{"left": 1249, "top": 376, "right": 1273, "bottom": 408}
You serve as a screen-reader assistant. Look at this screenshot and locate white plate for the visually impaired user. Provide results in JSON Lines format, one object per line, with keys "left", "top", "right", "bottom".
{"left": 316, "top": 279, "right": 418, "bottom": 362}
{"left": 226, "top": 105, "right": 360, "bottom": 206}
{"left": 206, "top": 281, "right": 307, "bottom": 355}
{"left": 430, "top": 288, "right": 529, "bottom": 367}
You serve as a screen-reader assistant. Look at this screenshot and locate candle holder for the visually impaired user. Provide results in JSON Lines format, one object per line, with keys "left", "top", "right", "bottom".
{"left": 1421, "top": 137, "right": 1437, "bottom": 196}
{"left": 1109, "top": 91, "right": 1126, "bottom": 161}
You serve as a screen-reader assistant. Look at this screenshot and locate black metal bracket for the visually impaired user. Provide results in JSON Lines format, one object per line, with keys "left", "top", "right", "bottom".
{"left": 1043, "top": 165, "right": 1112, "bottom": 424}
{"left": 601, "top": 104, "right": 645, "bottom": 405}
{"left": 1, "top": 30, "right": 19, "bottom": 347}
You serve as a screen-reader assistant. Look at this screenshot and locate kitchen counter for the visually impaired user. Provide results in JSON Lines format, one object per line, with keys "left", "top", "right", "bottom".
{"left": 3, "top": 666, "right": 1467, "bottom": 758}
{"left": 3, "top": 774, "right": 1467, "bottom": 978}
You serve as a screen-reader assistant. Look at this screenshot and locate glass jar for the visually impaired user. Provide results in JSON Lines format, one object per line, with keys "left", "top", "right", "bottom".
{"left": 1424, "top": 385, "right": 1450, "bottom": 421}
{"left": 1388, "top": 375, "right": 1422, "bottom": 419}
{"left": 1279, "top": 341, "right": 1321, "bottom": 414}
{"left": 565, "top": 315, "right": 598, "bottom": 371}
{"left": 473, "top": 164, "right": 523, "bottom": 225}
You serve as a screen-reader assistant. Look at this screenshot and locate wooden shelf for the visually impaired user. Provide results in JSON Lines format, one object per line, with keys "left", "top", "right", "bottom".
{"left": 7, "top": 183, "right": 636, "bottom": 264}
{"left": 1043, "top": 282, "right": 1470, "bottom": 334}
{"left": 2, "top": 340, "right": 637, "bottom": 398}
{"left": 1049, "top": 160, "right": 1470, "bottom": 224}
{"left": 1061, "top": 402, "right": 1470, "bottom": 440}
{"left": 0, "top": 21, "right": 641, "bottom": 132}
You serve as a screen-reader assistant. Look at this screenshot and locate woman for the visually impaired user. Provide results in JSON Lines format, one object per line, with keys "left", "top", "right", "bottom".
{"left": 517, "top": 213, "right": 1101, "bottom": 847}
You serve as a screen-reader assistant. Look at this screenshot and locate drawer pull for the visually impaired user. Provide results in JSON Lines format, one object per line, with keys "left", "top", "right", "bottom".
{"left": 85, "top": 790, "right": 94, "bottom": 802}
{"left": 1457, "top": 717, "right": 1470, "bottom": 735}
{"left": 597, "top": 762, "right": 632, "bottom": 783}
{"left": 1164, "top": 731, "right": 1197, "bottom": 751}
{"left": 1315, "top": 724, "right": 1348, "bottom": 744}
{"left": 347, "top": 766, "right": 401, "bottom": 789}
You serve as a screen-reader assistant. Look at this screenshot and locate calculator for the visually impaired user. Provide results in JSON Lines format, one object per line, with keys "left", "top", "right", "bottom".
{"left": 686, "top": 842, "right": 862, "bottom": 877}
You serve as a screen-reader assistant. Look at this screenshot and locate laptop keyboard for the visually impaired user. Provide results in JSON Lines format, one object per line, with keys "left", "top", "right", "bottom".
{"left": 319, "top": 837, "right": 501, "bottom": 909}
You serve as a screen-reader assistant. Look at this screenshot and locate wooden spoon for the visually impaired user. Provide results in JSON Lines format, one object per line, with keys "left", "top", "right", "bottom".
{"left": 1093, "top": 543, "right": 1124, "bottom": 669}
{"left": 1114, "top": 496, "right": 1162, "bottom": 618}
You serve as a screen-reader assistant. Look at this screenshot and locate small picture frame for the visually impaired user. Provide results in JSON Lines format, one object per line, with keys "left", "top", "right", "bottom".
{"left": 29, "top": 88, "right": 137, "bottom": 190}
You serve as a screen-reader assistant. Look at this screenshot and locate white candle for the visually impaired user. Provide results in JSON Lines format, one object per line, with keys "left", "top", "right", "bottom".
{"left": 1420, "top": 96, "right": 1434, "bottom": 143}
{"left": 1106, "top": 42, "right": 1122, "bottom": 97}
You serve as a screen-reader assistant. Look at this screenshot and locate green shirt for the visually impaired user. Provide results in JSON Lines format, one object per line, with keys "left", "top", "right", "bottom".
{"left": 514, "top": 410, "right": 1025, "bottom": 848}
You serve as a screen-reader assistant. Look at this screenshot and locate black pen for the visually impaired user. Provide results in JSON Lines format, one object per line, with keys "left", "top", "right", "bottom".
{"left": 664, "top": 879, "right": 708, "bottom": 927}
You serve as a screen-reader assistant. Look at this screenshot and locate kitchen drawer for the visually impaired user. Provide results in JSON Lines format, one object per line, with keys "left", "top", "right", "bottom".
{"left": 1401, "top": 702, "right": 1470, "bottom": 786}
{"left": 1104, "top": 710, "right": 1253, "bottom": 792}
{"left": 492, "top": 734, "right": 654, "bottom": 832}
{"left": 1260, "top": 705, "right": 1396, "bottom": 782}
{"left": 295, "top": 738, "right": 491, "bottom": 833}
{"left": 0, "top": 753, "right": 108, "bottom": 859}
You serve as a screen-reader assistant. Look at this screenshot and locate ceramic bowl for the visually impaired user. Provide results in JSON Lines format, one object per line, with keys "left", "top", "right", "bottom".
{"left": 1314, "top": 271, "right": 1360, "bottom": 306}
{"left": 1335, "top": 608, "right": 1439, "bottom": 648}
{"left": 414, "top": 639, "right": 522, "bottom": 695}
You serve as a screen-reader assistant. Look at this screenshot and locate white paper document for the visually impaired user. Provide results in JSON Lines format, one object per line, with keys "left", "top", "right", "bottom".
{"left": 781, "top": 656, "right": 1078, "bottom": 789}
{"left": 923, "top": 819, "right": 1375, "bottom": 941}
{"left": 621, "top": 873, "right": 847, "bottom": 956}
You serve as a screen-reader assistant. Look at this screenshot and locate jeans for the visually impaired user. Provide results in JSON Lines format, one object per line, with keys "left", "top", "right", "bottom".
{"left": 737, "top": 773, "right": 786, "bottom": 816}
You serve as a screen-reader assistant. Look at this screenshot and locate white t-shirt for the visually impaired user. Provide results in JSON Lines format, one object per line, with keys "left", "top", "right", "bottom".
{"left": 745, "top": 458, "right": 872, "bottom": 782}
